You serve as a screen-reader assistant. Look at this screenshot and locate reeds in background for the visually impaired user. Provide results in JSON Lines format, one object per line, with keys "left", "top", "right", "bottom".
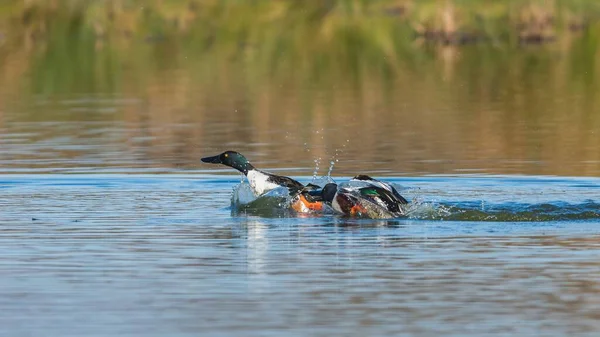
{"left": 0, "top": 0, "right": 599, "bottom": 176}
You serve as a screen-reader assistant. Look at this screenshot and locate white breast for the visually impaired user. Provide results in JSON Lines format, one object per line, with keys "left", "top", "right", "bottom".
{"left": 246, "top": 170, "right": 280, "bottom": 196}
{"left": 331, "top": 197, "right": 343, "bottom": 214}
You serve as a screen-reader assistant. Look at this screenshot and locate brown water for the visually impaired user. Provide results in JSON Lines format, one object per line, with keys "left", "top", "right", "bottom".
{"left": 1, "top": 41, "right": 599, "bottom": 176}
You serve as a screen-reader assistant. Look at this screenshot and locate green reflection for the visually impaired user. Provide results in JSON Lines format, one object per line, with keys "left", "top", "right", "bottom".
{"left": 0, "top": 1, "right": 599, "bottom": 176}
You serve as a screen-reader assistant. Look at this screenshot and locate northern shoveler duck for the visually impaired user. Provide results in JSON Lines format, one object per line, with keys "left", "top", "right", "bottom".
{"left": 201, "top": 150, "right": 324, "bottom": 212}
{"left": 321, "top": 175, "right": 409, "bottom": 219}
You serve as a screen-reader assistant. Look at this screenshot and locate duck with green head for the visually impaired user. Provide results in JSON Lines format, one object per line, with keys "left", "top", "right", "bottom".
{"left": 202, "top": 151, "right": 320, "bottom": 208}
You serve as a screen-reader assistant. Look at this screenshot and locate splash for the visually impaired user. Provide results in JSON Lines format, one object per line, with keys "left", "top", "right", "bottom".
{"left": 229, "top": 180, "right": 599, "bottom": 221}
{"left": 311, "top": 156, "right": 339, "bottom": 186}
{"left": 325, "top": 141, "right": 349, "bottom": 180}
{"left": 326, "top": 160, "right": 337, "bottom": 177}
{"left": 407, "top": 200, "right": 600, "bottom": 222}
{"left": 310, "top": 148, "right": 349, "bottom": 185}
{"left": 326, "top": 147, "right": 342, "bottom": 178}
{"left": 230, "top": 181, "right": 258, "bottom": 207}
{"left": 403, "top": 195, "right": 452, "bottom": 220}
{"left": 230, "top": 183, "right": 295, "bottom": 217}
{"left": 312, "top": 157, "right": 321, "bottom": 182}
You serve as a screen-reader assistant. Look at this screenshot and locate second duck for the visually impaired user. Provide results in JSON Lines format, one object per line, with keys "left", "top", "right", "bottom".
{"left": 321, "top": 175, "right": 409, "bottom": 219}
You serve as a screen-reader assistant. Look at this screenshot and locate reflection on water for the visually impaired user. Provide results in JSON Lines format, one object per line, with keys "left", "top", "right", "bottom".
{"left": 1, "top": 86, "right": 599, "bottom": 177}
{"left": 1, "top": 175, "right": 599, "bottom": 336}
{"left": 1, "top": 24, "right": 600, "bottom": 176}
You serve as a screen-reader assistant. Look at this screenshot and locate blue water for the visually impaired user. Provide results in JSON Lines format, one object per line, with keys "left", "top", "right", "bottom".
{"left": 1, "top": 174, "right": 599, "bottom": 336}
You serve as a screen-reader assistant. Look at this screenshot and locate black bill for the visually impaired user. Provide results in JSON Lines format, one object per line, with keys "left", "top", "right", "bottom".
{"left": 201, "top": 155, "right": 221, "bottom": 164}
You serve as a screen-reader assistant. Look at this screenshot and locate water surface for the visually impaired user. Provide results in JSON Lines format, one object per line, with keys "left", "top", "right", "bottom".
{"left": 1, "top": 174, "right": 599, "bottom": 336}
{"left": 1, "top": 5, "right": 600, "bottom": 335}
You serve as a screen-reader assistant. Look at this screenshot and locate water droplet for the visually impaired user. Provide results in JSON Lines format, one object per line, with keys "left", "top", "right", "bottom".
{"left": 326, "top": 160, "right": 336, "bottom": 178}
{"left": 312, "top": 157, "right": 321, "bottom": 182}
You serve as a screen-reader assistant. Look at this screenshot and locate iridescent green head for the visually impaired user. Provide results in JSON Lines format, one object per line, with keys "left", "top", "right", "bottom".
{"left": 201, "top": 150, "right": 255, "bottom": 174}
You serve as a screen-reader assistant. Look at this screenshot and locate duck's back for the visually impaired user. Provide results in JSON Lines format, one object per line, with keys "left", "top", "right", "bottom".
{"left": 247, "top": 169, "right": 304, "bottom": 196}
{"left": 333, "top": 175, "right": 408, "bottom": 218}
{"left": 357, "top": 186, "right": 406, "bottom": 214}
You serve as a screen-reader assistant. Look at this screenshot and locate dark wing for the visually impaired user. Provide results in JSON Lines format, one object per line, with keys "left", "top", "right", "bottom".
{"left": 300, "top": 183, "right": 324, "bottom": 202}
{"left": 303, "top": 183, "right": 322, "bottom": 190}
{"left": 266, "top": 174, "right": 305, "bottom": 195}
{"left": 352, "top": 175, "right": 408, "bottom": 204}
{"left": 388, "top": 185, "right": 408, "bottom": 204}
{"left": 358, "top": 186, "right": 404, "bottom": 213}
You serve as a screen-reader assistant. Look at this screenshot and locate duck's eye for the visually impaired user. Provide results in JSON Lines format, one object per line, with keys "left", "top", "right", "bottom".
{"left": 224, "top": 153, "right": 228, "bottom": 158}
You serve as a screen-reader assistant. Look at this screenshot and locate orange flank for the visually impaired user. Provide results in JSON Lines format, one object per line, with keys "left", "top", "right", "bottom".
{"left": 350, "top": 204, "right": 367, "bottom": 216}
{"left": 291, "top": 194, "right": 323, "bottom": 213}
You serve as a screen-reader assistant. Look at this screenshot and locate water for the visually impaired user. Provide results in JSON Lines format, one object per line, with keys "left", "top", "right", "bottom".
{"left": 1, "top": 174, "right": 599, "bottom": 336}
{"left": 1, "top": 7, "right": 600, "bottom": 335}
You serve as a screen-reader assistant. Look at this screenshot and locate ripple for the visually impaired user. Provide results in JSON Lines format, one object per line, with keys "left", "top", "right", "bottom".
{"left": 1, "top": 174, "right": 600, "bottom": 336}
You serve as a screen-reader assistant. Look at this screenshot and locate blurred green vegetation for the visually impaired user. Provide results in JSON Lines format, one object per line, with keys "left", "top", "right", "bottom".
{"left": 1, "top": 0, "right": 600, "bottom": 94}
{"left": 0, "top": 0, "right": 599, "bottom": 105}
{"left": 0, "top": 1, "right": 599, "bottom": 175}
